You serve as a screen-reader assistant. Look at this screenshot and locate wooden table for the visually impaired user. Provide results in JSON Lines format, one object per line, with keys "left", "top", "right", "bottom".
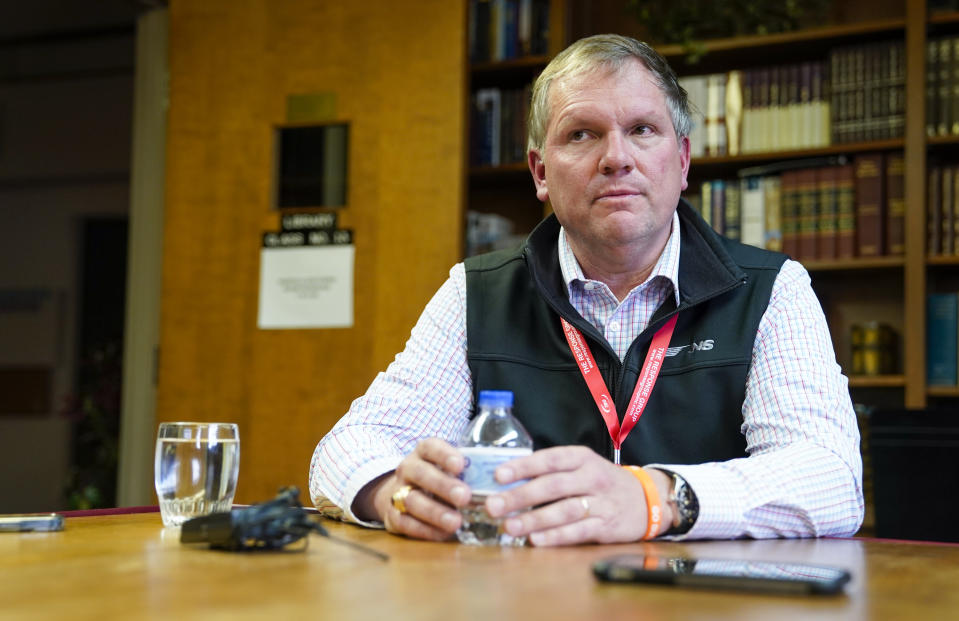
{"left": 2, "top": 511, "right": 958, "bottom": 620}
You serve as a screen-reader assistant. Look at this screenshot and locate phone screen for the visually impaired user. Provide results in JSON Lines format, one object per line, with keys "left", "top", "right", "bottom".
{"left": 593, "top": 554, "right": 851, "bottom": 595}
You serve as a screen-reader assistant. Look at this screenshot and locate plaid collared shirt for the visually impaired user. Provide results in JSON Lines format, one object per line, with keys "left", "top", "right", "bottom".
{"left": 309, "top": 215, "right": 863, "bottom": 539}
{"left": 559, "top": 212, "right": 681, "bottom": 362}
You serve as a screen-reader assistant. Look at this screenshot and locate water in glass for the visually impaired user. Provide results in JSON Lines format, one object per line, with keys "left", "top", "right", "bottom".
{"left": 154, "top": 423, "right": 239, "bottom": 527}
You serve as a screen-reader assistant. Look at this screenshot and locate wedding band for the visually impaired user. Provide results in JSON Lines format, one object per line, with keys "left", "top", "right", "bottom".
{"left": 391, "top": 484, "right": 414, "bottom": 514}
{"left": 580, "top": 496, "right": 591, "bottom": 519}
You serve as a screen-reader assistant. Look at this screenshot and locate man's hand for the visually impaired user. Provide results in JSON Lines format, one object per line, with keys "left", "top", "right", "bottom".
{"left": 483, "top": 446, "right": 674, "bottom": 546}
{"left": 352, "top": 438, "right": 471, "bottom": 541}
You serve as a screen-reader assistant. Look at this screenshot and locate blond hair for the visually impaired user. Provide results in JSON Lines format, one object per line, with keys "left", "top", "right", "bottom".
{"left": 527, "top": 34, "right": 691, "bottom": 152}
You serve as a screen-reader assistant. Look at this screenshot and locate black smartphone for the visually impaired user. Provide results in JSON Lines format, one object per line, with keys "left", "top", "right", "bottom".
{"left": 593, "top": 554, "right": 851, "bottom": 596}
{"left": 0, "top": 513, "right": 65, "bottom": 532}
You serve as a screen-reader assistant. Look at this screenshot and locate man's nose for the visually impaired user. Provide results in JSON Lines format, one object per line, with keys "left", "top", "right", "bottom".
{"left": 598, "top": 133, "right": 633, "bottom": 174}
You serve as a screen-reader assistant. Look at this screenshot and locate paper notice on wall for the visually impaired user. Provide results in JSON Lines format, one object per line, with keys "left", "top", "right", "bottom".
{"left": 257, "top": 245, "right": 354, "bottom": 329}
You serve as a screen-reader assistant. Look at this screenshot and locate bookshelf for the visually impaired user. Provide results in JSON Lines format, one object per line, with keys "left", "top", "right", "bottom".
{"left": 663, "top": 14, "right": 917, "bottom": 407}
{"left": 921, "top": 5, "right": 959, "bottom": 406}
{"left": 466, "top": 0, "right": 568, "bottom": 255}
{"left": 464, "top": 1, "right": 959, "bottom": 409}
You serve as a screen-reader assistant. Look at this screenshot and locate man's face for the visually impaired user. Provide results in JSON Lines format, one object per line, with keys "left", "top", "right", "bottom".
{"left": 529, "top": 59, "right": 690, "bottom": 258}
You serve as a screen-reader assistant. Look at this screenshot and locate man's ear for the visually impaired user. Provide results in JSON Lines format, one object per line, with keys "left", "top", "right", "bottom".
{"left": 528, "top": 148, "right": 549, "bottom": 203}
{"left": 678, "top": 135, "right": 691, "bottom": 192}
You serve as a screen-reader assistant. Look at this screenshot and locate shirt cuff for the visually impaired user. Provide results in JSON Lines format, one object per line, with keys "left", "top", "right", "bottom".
{"left": 315, "top": 455, "right": 403, "bottom": 528}
{"left": 647, "top": 462, "right": 745, "bottom": 540}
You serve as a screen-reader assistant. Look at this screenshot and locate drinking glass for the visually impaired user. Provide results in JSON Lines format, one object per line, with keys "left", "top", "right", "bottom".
{"left": 154, "top": 422, "right": 240, "bottom": 527}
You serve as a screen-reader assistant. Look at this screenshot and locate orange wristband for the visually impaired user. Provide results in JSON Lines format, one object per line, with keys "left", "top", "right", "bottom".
{"left": 623, "top": 465, "right": 662, "bottom": 540}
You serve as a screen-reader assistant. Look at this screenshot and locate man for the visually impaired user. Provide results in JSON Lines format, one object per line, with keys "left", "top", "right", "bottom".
{"left": 309, "top": 34, "right": 863, "bottom": 545}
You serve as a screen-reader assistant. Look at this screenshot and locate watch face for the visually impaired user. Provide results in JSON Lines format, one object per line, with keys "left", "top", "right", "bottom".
{"left": 671, "top": 475, "right": 699, "bottom": 532}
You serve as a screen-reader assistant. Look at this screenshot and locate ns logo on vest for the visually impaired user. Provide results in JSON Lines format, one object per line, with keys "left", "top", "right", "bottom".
{"left": 665, "top": 339, "right": 715, "bottom": 357}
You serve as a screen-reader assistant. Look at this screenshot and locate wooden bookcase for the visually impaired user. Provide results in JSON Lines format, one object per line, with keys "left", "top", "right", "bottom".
{"left": 466, "top": 0, "right": 568, "bottom": 254}
{"left": 661, "top": 14, "right": 916, "bottom": 411}
{"left": 465, "top": 0, "right": 959, "bottom": 410}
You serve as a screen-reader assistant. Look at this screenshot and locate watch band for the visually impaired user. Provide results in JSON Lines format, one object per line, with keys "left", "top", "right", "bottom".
{"left": 664, "top": 472, "right": 699, "bottom": 536}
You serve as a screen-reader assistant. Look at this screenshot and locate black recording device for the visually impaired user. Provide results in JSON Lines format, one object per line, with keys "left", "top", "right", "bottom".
{"left": 180, "top": 486, "right": 387, "bottom": 560}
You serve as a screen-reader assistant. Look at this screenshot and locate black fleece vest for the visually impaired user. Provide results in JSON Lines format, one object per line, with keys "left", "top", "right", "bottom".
{"left": 464, "top": 201, "right": 787, "bottom": 466}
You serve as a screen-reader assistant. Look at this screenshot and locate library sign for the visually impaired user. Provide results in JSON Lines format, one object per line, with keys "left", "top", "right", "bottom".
{"left": 259, "top": 95, "right": 354, "bottom": 330}
{"left": 257, "top": 211, "right": 354, "bottom": 330}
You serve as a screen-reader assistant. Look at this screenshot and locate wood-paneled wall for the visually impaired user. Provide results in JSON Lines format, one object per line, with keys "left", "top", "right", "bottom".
{"left": 159, "top": 1, "right": 466, "bottom": 503}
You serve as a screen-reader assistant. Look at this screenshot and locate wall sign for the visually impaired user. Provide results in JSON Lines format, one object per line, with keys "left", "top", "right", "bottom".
{"left": 257, "top": 212, "right": 354, "bottom": 329}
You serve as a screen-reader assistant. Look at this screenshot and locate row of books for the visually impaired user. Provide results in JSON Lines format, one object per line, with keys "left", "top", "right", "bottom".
{"left": 927, "top": 292, "right": 959, "bottom": 386}
{"left": 926, "top": 35, "right": 959, "bottom": 138}
{"left": 685, "top": 152, "right": 904, "bottom": 262}
{"left": 680, "top": 63, "right": 830, "bottom": 158}
{"left": 679, "top": 39, "right": 904, "bottom": 158}
{"left": 471, "top": 85, "right": 530, "bottom": 167}
{"left": 927, "top": 162, "right": 959, "bottom": 257}
{"left": 468, "top": 0, "right": 550, "bottom": 63}
{"left": 470, "top": 44, "right": 906, "bottom": 165}
{"left": 470, "top": 39, "right": 906, "bottom": 166}
{"left": 831, "top": 41, "right": 906, "bottom": 145}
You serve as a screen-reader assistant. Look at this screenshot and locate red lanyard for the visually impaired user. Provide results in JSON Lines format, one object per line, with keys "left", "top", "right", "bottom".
{"left": 561, "top": 314, "right": 678, "bottom": 465}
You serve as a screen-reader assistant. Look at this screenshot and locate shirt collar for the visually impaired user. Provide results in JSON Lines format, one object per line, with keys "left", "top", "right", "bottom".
{"left": 558, "top": 210, "right": 682, "bottom": 306}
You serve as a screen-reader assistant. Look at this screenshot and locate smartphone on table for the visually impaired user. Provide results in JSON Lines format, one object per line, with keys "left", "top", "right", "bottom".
{"left": 593, "top": 554, "right": 851, "bottom": 596}
{"left": 0, "top": 513, "right": 65, "bottom": 532}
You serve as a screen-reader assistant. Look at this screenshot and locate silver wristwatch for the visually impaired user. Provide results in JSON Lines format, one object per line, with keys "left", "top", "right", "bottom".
{"left": 664, "top": 472, "right": 699, "bottom": 536}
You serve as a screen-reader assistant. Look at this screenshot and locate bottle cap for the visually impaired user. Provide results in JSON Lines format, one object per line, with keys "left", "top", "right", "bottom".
{"left": 477, "top": 390, "right": 513, "bottom": 408}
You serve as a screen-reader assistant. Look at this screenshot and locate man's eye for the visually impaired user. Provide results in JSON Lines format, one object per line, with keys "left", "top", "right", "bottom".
{"left": 633, "top": 125, "right": 652, "bottom": 135}
{"left": 570, "top": 130, "right": 589, "bottom": 141}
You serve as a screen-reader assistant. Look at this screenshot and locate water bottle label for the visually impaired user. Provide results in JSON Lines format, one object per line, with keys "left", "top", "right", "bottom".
{"left": 459, "top": 446, "right": 532, "bottom": 495}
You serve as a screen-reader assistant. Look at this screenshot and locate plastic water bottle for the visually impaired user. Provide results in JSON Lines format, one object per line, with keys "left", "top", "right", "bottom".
{"left": 456, "top": 390, "right": 533, "bottom": 546}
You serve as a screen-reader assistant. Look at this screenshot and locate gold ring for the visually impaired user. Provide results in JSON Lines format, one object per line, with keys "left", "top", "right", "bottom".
{"left": 391, "top": 484, "right": 414, "bottom": 514}
{"left": 580, "top": 496, "right": 590, "bottom": 519}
